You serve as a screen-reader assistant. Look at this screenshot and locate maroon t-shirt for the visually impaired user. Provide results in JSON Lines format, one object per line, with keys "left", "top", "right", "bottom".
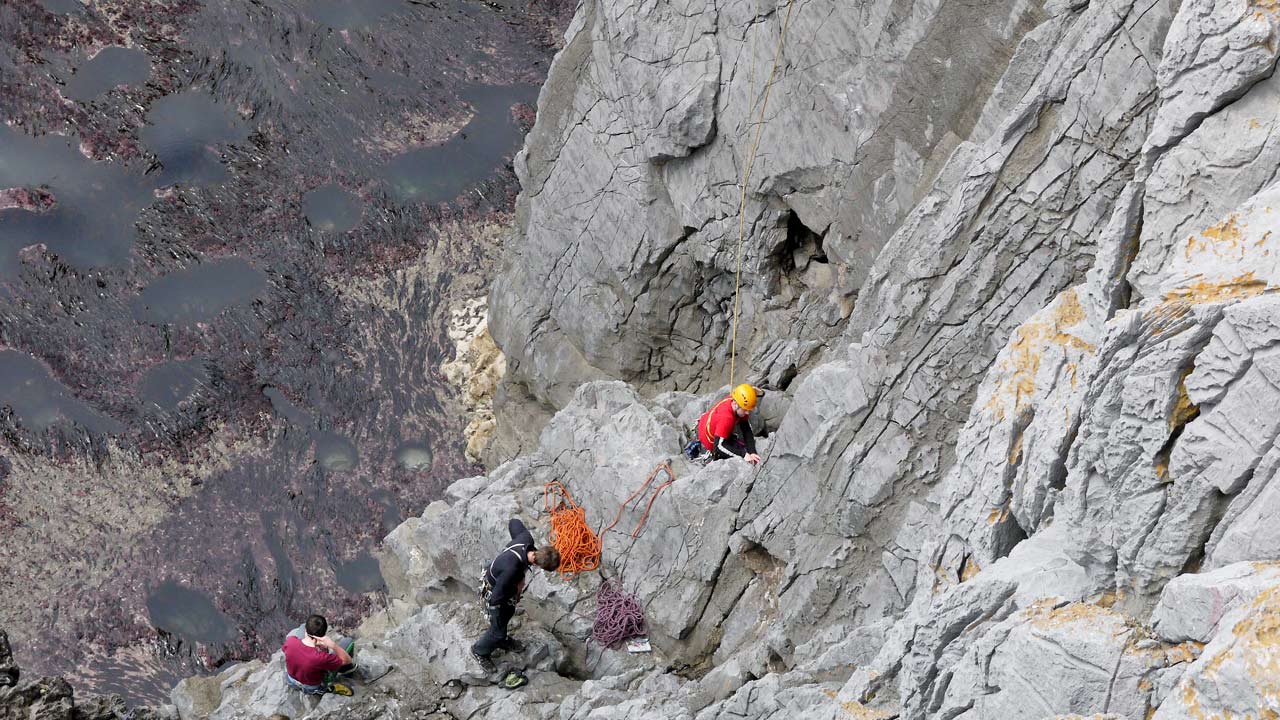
{"left": 282, "top": 635, "right": 345, "bottom": 685}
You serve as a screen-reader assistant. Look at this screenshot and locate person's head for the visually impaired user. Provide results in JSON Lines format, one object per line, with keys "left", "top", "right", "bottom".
{"left": 532, "top": 547, "right": 561, "bottom": 571}
{"left": 731, "top": 384, "right": 758, "bottom": 417}
{"left": 304, "top": 614, "right": 328, "bottom": 639}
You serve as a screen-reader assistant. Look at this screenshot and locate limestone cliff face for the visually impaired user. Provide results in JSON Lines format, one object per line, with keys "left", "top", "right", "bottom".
{"left": 177, "top": 0, "right": 1280, "bottom": 718}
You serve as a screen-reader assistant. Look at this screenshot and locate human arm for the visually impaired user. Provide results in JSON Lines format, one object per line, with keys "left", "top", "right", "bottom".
{"left": 508, "top": 518, "right": 535, "bottom": 550}
{"left": 314, "top": 636, "right": 352, "bottom": 667}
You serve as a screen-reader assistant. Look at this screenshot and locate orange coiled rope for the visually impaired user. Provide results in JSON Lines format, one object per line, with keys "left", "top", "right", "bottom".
{"left": 544, "top": 481, "right": 602, "bottom": 578}
{"left": 600, "top": 462, "right": 676, "bottom": 540}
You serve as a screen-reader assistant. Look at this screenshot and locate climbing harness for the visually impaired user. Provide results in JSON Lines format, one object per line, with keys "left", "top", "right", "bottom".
{"left": 598, "top": 461, "right": 676, "bottom": 540}
{"left": 477, "top": 543, "right": 527, "bottom": 605}
{"left": 544, "top": 481, "right": 602, "bottom": 578}
{"left": 591, "top": 579, "right": 648, "bottom": 648}
{"left": 729, "top": 0, "right": 797, "bottom": 387}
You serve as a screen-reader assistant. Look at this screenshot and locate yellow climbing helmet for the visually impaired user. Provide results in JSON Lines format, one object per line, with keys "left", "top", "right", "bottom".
{"left": 731, "top": 384, "right": 758, "bottom": 412}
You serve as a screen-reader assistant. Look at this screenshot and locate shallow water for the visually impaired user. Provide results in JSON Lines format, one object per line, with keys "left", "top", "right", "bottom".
{"left": 145, "top": 582, "right": 235, "bottom": 644}
{"left": 140, "top": 90, "right": 249, "bottom": 186}
{"left": 314, "top": 431, "right": 360, "bottom": 471}
{"left": 138, "top": 360, "right": 211, "bottom": 411}
{"left": 383, "top": 84, "right": 539, "bottom": 204}
{"left": 0, "top": 125, "right": 152, "bottom": 274}
{"left": 334, "top": 551, "right": 386, "bottom": 594}
{"left": 303, "top": 0, "right": 408, "bottom": 28}
{"left": 1, "top": 0, "right": 567, "bottom": 706}
{"left": 395, "top": 441, "right": 434, "bottom": 470}
{"left": 302, "top": 184, "right": 364, "bottom": 233}
{"left": 131, "top": 258, "right": 269, "bottom": 325}
{"left": 64, "top": 46, "right": 151, "bottom": 101}
{"left": 0, "top": 350, "right": 122, "bottom": 434}
{"left": 36, "top": 0, "right": 84, "bottom": 14}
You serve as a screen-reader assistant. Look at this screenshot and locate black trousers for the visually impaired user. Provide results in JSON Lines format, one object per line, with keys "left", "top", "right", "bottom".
{"left": 471, "top": 603, "right": 516, "bottom": 657}
{"left": 710, "top": 430, "right": 753, "bottom": 461}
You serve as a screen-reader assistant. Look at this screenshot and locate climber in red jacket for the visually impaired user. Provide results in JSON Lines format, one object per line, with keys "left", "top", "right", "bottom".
{"left": 695, "top": 384, "right": 762, "bottom": 465}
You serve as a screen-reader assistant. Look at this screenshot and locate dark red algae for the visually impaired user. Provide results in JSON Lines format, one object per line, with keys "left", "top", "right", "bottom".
{"left": 0, "top": 0, "right": 569, "bottom": 706}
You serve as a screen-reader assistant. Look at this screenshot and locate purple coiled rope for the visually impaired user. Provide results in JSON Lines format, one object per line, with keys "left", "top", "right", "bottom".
{"left": 591, "top": 579, "right": 647, "bottom": 647}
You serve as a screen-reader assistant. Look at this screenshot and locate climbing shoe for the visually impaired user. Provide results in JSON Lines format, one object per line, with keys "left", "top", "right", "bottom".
{"left": 328, "top": 682, "right": 354, "bottom": 696}
{"left": 499, "top": 670, "right": 528, "bottom": 690}
{"left": 682, "top": 440, "right": 703, "bottom": 461}
{"left": 470, "top": 650, "right": 497, "bottom": 674}
{"left": 501, "top": 637, "right": 525, "bottom": 653}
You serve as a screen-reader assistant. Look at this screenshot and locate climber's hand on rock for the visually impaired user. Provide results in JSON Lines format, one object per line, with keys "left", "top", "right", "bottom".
{"left": 745, "top": 453, "right": 761, "bottom": 465}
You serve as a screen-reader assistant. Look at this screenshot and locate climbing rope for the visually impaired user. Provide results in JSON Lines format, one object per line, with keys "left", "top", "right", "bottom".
{"left": 729, "top": 0, "right": 797, "bottom": 387}
{"left": 544, "top": 481, "right": 602, "bottom": 578}
{"left": 591, "top": 579, "right": 647, "bottom": 647}
{"left": 599, "top": 462, "right": 676, "bottom": 540}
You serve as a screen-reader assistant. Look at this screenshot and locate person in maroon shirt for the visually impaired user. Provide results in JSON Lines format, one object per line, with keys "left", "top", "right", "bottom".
{"left": 282, "top": 614, "right": 354, "bottom": 694}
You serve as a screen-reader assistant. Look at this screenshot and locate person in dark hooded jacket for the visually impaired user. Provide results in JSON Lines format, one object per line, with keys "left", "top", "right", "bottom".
{"left": 470, "top": 518, "right": 560, "bottom": 672}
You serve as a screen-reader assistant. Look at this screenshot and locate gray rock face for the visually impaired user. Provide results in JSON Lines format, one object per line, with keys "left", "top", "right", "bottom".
{"left": 173, "top": 0, "right": 1280, "bottom": 716}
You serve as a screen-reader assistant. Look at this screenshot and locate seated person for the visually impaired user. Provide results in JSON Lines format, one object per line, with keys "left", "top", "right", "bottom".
{"left": 282, "top": 614, "right": 355, "bottom": 694}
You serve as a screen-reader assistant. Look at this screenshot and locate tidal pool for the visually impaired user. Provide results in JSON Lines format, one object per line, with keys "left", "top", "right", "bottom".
{"left": 394, "top": 441, "right": 434, "bottom": 470}
{"left": 0, "top": 350, "right": 122, "bottom": 434}
{"left": 64, "top": 46, "right": 151, "bottom": 101}
{"left": 0, "top": 125, "right": 152, "bottom": 274}
{"left": 383, "top": 84, "right": 538, "bottom": 204}
{"left": 132, "top": 258, "right": 268, "bottom": 325}
{"left": 334, "top": 552, "right": 386, "bottom": 594}
{"left": 145, "top": 582, "right": 234, "bottom": 644}
{"left": 304, "top": 0, "right": 407, "bottom": 29}
{"left": 302, "top": 184, "right": 364, "bottom": 233}
{"left": 140, "top": 91, "right": 250, "bottom": 186}
{"left": 37, "top": 0, "right": 84, "bottom": 13}
{"left": 138, "top": 360, "right": 210, "bottom": 411}
{"left": 314, "top": 431, "right": 359, "bottom": 471}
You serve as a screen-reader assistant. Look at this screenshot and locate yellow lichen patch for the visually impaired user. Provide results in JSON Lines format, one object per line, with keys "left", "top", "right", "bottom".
{"left": 1170, "top": 366, "right": 1201, "bottom": 431}
{"left": 841, "top": 701, "right": 896, "bottom": 720}
{"left": 823, "top": 691, "right": 896, "bottom": 720}
{"left": 1161, "top": 273, "right": 1269, "bottom": 306}
{"left": 1094, "top": 590, "right": 1123, "bottom": 609}
{"left": 1178, "top": 587, "right": 1280, "bottom": 716}
{"left": 1186, "top": 214, "right": 1247, "bottom": 261}
{"left": 1252, "top": 118, "right": 1265, "bottom": 129}
{"left": 1022, "top": 598, "right": 1128, "bottom": 631}
{"left": 985, "top": 289, "right": 1096, "bottom": 421}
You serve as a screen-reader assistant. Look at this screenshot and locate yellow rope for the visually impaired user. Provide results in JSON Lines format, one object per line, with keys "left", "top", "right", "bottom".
{"left": 730, "top": 0, "right": 796, "bottom": 387}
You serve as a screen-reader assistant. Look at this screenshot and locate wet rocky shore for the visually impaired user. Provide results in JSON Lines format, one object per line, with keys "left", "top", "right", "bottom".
{"left": 0, "top": 0, "right": 570, "bottom": 705}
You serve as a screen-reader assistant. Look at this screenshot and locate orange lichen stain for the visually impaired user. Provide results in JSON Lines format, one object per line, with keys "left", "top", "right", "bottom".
{"left": 1009, "top": 433, "right": 1024, "bottom": 466}
{"left": 1094, "top": 590, "right": 1123, "bottom": 609}
{"left": 986, "top": 507, "right": 1010, "bottom": 526}
{"left": 824, "top": 690, "right": 895, "bottom": 720}
{"left": 1161, "top": 273, "right": 1268, "bottom": 306}
{"left": 1251, "top": 118, "right": 1265, "bottom": 129}
{"left": 961, "top": 555, "right": 982, "bottom": 582}
{"left": 1185, "top": 214, "right": 1247, "bottom": 261}
{"left": 1022, "top": 598, "right": 1127, "bottom": 631}
{"left": 985, "top": 289, "right": 1095, "bottom": 421}
{"left": 1155, "top": 458, "right": 1170, "bottom": 481}
{"left": 1170, "top": 367, "right": 1201, "bottom": 431}
{"left": 1255, "top": 0, "right": 1280, "bottom": 16}
{"left": 1176, "top": 587, "right": 1280, "bottom": 717}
